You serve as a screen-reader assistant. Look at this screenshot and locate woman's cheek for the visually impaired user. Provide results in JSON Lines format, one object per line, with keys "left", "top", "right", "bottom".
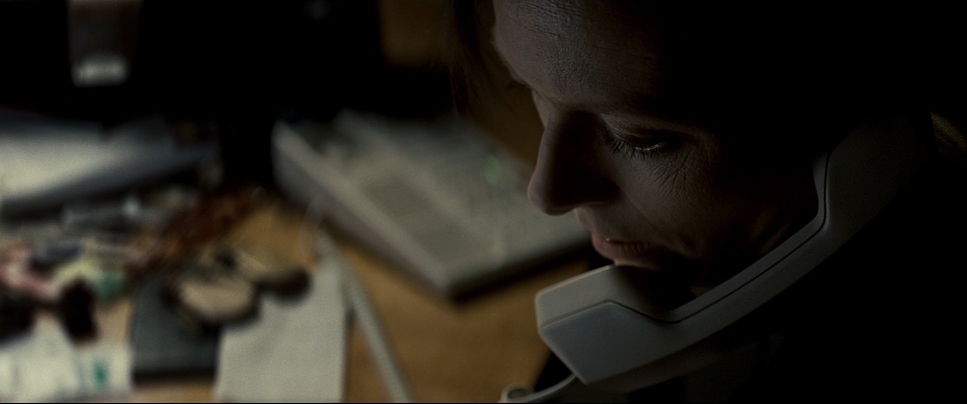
{"left": 633, "top": 145, "right": 702, "bottom": 200}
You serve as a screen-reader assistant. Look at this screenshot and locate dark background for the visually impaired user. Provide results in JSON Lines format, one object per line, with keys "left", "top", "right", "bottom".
{"left": 0, "top": 0, "right": 456, "bottom": 186}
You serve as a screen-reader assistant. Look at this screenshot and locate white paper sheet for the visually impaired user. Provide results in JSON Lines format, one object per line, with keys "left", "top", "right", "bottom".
{"left": 215, "top": 261, "right": 348, "bottom": 402}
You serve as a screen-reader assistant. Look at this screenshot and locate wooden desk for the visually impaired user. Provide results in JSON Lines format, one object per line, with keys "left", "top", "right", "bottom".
{"left": 95, "top": 203, "right": 585, "bottom": 402}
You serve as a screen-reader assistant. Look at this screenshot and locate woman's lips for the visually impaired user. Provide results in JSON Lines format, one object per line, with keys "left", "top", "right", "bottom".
{"left": 591, "top": 233, "right": 654, "bottom": 265}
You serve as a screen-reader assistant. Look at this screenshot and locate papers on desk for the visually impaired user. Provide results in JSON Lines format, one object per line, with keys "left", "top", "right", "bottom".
{"left": 0, "top": 111, "right": 217, "bottom": 217}
{"left": 0, "top": 321, "right": 133, "bottom": 402}
{"left": 214, "top": 256, "right": 349, "bottom": 402}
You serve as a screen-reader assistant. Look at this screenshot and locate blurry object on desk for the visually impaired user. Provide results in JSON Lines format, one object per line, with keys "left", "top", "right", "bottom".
{"left": 0, "top": 289, "right": 35, "bottom": 342}
{"left": 0, "top": 110, "right": 218, "bottom": 219}
{"left": 128, "top": 195, "right": 314, "bottom": 382}
{"left": 1, "top": 241, "right": 103, "bottom": 342}
{"left": 130, "top": 186, "right": 269, "bottom": 280}
{"left": 61, "top": 193, "right": 181, "bottom": 234}
{"left": 0, "top": 183, "right": 208, "bottom": 349}
{"left": 160, "top": 259, "right": 260, "bottom": 334}
{"left": 214, "top": 258, "right": 348, "bottom": 402}
{"left": 0, "top": 185, "right": 198, "bottom": 297}
{"left": 272, "top": 110, "right": 590, "bottom": 300}
{"left": 212, "top": 244, "right": 310, "bottom": 298}
{"left": 53, "top": 256, "right": 126, "bottom": 304}
{"left": 0, "top": 321, "right": 133, "bottom": 402}
{"left": 157, "top": 245, "right": 311, "bottom": 334}
{"left": 129, "top": 271, "right": 219, "bottom": 379}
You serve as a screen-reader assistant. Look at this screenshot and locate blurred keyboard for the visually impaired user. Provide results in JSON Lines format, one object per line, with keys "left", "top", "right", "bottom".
{"left": 272, "top": 111, "right": 589, "bottom": 299}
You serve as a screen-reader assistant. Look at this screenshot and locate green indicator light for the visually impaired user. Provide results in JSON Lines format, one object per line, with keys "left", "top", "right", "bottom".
{"left": 484, "top": 156, "right": 501, "bottom": 184}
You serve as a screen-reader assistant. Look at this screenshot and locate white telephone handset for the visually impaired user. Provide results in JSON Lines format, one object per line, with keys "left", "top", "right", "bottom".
{"left": 532, "top": 113, "right": 927, "bottom": 394}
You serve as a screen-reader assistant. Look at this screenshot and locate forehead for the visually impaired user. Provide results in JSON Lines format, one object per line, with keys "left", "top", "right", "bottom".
{"left": 491, "top": 0, "right": 665, "bottom": 114}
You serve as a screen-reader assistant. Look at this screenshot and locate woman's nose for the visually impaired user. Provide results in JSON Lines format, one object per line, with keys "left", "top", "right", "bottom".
{"left": 527, "top": 111, "right": 618, "bottom": 215}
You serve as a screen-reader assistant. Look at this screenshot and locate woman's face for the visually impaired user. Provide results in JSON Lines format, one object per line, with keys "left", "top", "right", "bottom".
{"left": 492, "top": 0, "right": 817, "bottom": 284}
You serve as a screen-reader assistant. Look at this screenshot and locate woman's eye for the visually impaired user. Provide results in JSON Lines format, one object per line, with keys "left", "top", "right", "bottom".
{"left": 602, "top": 129, "right": 680, "bottom": 160}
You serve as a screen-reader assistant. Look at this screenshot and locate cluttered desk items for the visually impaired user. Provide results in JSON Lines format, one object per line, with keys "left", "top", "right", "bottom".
{"left": 0, "top": 105, "right": 349, "bottom": 400}
{"left": 0, "top": 319, "right": 133, "bottom": 402}
{"left": 1, "top": 182, "right": 354, "bottom": 401}
{"left": 273, "top": 110, "right": 590, "bottom": 300}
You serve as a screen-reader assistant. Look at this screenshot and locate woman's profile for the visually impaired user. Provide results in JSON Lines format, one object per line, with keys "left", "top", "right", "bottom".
{"left": 450, "top": 1, "right": 966, "bottom": 401}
